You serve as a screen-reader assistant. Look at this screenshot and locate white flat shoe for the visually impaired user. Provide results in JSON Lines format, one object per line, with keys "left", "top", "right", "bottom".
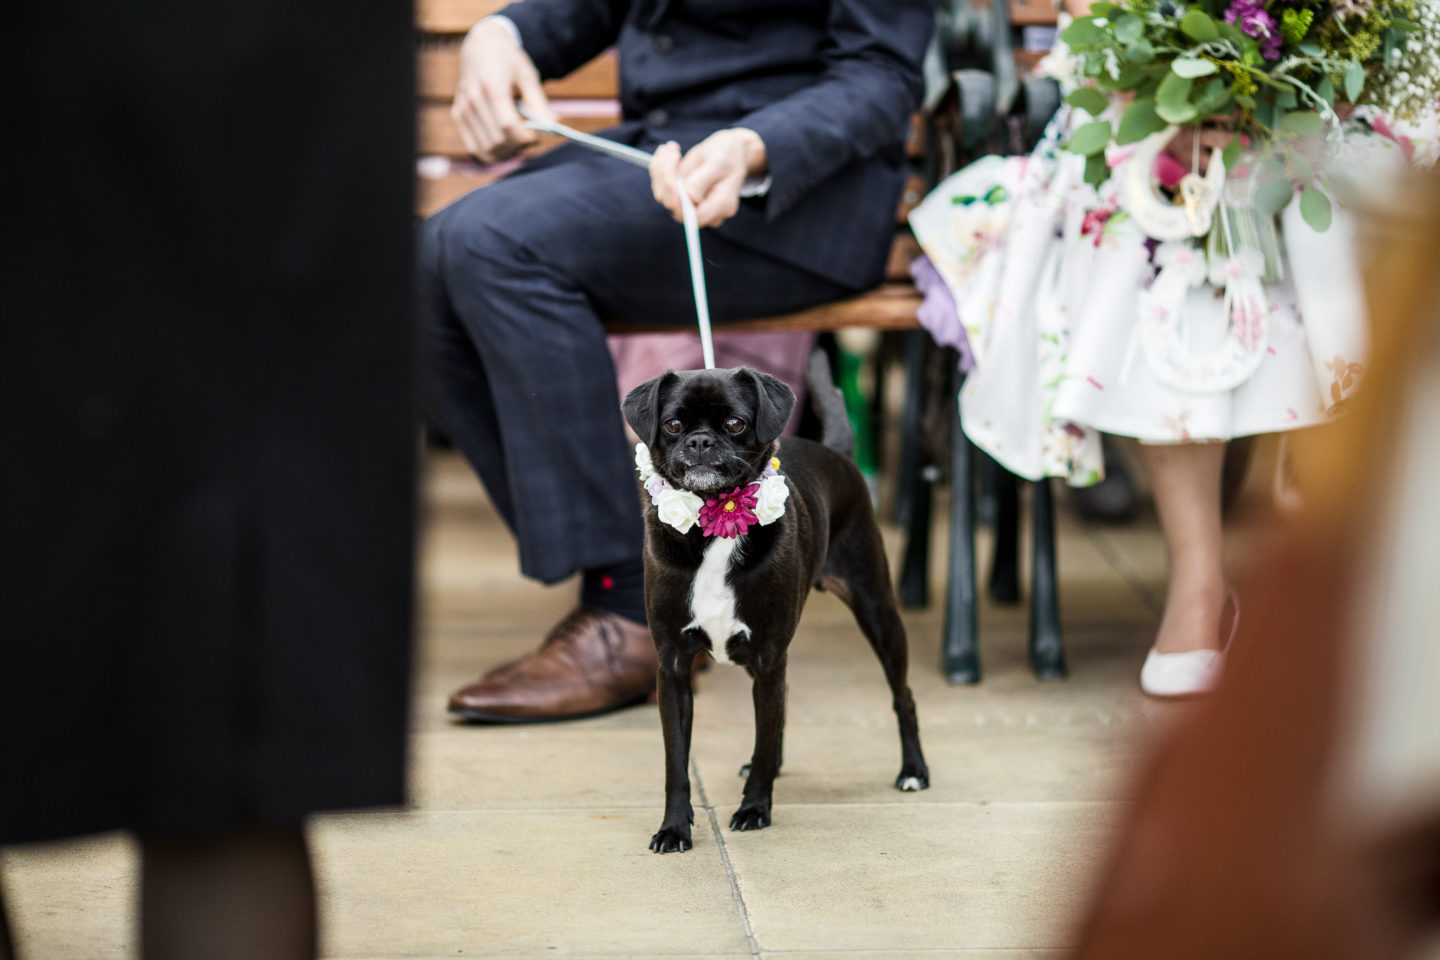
{"left": 1140, "top": 588, "right": 1239, "bottom": 699}
{"left": 1140, "top": 647, "right": 1224, "bottom": 698}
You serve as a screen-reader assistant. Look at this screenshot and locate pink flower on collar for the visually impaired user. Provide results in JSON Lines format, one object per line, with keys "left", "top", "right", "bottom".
{"left": 699, "top": 485, "right": 760, "bottom": 539}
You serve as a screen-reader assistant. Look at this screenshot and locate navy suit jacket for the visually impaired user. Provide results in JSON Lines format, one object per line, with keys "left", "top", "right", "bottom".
{"left": 500, "top": 0, "right": 933, "bottom": 290}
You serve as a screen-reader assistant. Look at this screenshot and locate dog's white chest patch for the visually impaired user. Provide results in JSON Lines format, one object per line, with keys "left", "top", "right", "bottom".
{"left": 685, "top": 537, "right": 749, "bottom": 665}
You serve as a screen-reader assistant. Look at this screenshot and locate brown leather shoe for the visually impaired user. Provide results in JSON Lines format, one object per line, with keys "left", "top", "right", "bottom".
{"left": 448, "top": 607, "right": 658, "bottom": 723}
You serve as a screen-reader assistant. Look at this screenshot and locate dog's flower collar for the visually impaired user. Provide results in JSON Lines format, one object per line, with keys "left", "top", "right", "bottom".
{"left": 635, "top": 442, "right": 788, "bottom": 538}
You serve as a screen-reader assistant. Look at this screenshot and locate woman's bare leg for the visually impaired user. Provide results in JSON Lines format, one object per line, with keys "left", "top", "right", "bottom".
{"left": 1139, "top": 441, "right": 1229, "bottom": 654}
{"left": 0, "top": 876, "right": 15, "bottom": 960}
{"left": 141, "top": 826, "right": 315, "bottom": 960}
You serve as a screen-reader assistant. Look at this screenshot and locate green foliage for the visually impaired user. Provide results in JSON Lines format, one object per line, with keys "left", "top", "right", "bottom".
{"left": 1255, "top": 177, "right": 1295, "bottom": 216}
{"left": 1116, "top": 99, "right": 1168, "bottom": 144}
{"left": 1065, "top": 87, "right": 1112, "bottom": 117}
{"left": 1344, "top": 60, "right": 1366, "bottom": 100}
{"left": 1278, "top": 111, "right": 1325, "bottom": 137}
{"left": 1172, "top": 57, "right": 1218, "bottom": 78}
{"left": 1280, "top": 8, "right": 1314, "bottom": 44}
{"left": 1180, "top": 9, "right": 1219, "bottom": 40}
{"left": 1061, "top": 16, "right": 1108, "bottom": 46}
{"left": 1155, "top": 70, "right": 1197, "bottom": 123}
{"left": 1300, "top": 185, "right": 1333, "bottom": 231}
{"left": 1221, "top": 137, "right": 1243, "bottom": 169}
{"left": 1065, "top": 120, "right": 1115, "bottom": 156}
{"left": 1113, "top": 12, "right": 1145, "bottom": 43}
{"left": 1083, "top": 153, "right": 1110, "bottom": 186}
{"left": 1053, "top": 0, "right": 1412, "bottom": 196}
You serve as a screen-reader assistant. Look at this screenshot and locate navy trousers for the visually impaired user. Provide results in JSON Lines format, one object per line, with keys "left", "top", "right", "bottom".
{"left": 419, "top": 144, "right": 851, "bottom": 584}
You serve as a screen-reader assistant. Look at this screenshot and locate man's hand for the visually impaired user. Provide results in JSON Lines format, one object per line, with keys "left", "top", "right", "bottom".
{"left": 650, "top": 129, "right": 768, "bottom": 228}
{"left": 451, "top": 19, "right": 557, "bottom": 163}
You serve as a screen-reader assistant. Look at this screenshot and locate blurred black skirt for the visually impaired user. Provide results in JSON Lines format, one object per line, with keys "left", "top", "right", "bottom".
{"left": 0, "top": 2, "right": 417, "bottom": 842}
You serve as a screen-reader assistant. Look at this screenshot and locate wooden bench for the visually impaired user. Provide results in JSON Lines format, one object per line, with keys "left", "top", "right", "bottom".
{"left": 415, "top": 0, "right": 1068, "bottom": 683}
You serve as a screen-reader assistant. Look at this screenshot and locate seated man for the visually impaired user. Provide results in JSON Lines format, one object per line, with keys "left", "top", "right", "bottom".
{"left": 421, "top": 0, "right": 932, "bottom": 722}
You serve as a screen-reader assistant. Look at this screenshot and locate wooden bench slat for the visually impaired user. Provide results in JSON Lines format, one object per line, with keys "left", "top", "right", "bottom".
{"left": 419, "top": 45, "right": 620, "bottom": 101}
{"left": 603, "top": 283, "right": 921, "bottom": 335}
{"left": 419, "top": 102, "right": 620, "bottom": 158}
{"left": 885, "top": 234, "right": 921, "bottom": 283}
{"left": 418, "top": 0, "right": 507, "bottom": 34}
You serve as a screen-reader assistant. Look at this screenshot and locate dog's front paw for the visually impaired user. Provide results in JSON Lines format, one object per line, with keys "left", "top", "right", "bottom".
{"left": 895, "top": 765, "right": 930, "bottom": 792}
{"left": 729, "top": 803, "right": 771, "bottom": 832}
{"left": 649, "top": 825, "right": 693, "bottom": 854}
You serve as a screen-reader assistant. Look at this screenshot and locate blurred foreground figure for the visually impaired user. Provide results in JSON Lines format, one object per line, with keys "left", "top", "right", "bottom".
{"left": 0, "top": 4, "right": 416, "bottom": 959}
{"left": 1069, "top": 176, "right": 1440, "bottom": 960}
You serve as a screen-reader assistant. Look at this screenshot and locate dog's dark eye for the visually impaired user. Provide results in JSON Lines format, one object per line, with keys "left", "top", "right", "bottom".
{"left": 663, "top": 418, "right": 684, "bottom": 436}
{"left": 724, "top": 417, "right": 747, "bottom": 435}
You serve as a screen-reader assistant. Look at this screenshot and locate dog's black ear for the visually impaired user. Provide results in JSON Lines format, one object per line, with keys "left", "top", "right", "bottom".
{"left": 738, "top": 367, "right": 796, "bottom": 445}
{"left": 623, "top": 372, "right": 677, "bottom": 449}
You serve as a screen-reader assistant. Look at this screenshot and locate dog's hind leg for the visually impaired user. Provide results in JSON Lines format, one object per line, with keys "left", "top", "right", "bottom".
{"left": 731, "top": 655, "right": 787, "bottom": 831}
{"left": 822, "top": 528, "right": 930, "bottom": 792}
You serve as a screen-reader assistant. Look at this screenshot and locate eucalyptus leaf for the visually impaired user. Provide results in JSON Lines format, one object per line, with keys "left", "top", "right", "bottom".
{"left": 1066, "top": 87, "right": 1112, "bottom": 117}
{"left": 1218, "top": 21, "right": 1246, "bottom": 44}
{"left": 1255, "top": 177, "right": 1295, "bottom": 216}
{"left": 1062, "top": 16, "right": 1107, "bottom": 47}
{"left": 1235, "top": 92, "right": 1257, "bottom": 109}
{"left": 1194, "top": 77, "right": 1232, "bottom": 114}
{"left": 1221, "top": 138, "right": 1242, "bottom": 169}
{"left": 1172, "top": 57, "right": 1218, "bottom": 78}
{"left": 1116, "top": 99, "right": 1167, "bottom": 144}
{"left": 1277, "top": 87, "right": 1298, "bottom": 109}
{"left": 1157, "top": 71, "right": 1195, "bottom": 107}
{"left": 1344, "top": 60, "right": 1365, "bottom": 100}
{"left": 1299, "top": 42, "right": 1323, "bottom": 56}
{"left": 1279, "top": 111, "right": 1324, "bottom": 137}
{"left": 1089, "top": 1, "right": 1118, "bottom": 13}
{"left": 1156, "top": 100, "right": 1200, "bottom": 124}
{"left": 1317, "top": 77, "right": 1336, "bottom": 107}
{"left": 1065, "top": 119, "right": 1115, "bottom": 156}
{"left": 1300, "top": 185, "right": 1333, "bottom": 231}
{"left": 1084, "top": 152, "right": 1111, "bottom": 187}
{"left": 1181, "top": 9, "right": 1219, "bottom": 40}
{"left": 1097, "top": 64, "right": 1150, "bottom": 90}
{"left": 1113, "top": 12, "right": 1144, "bottom": 42}
{"left": 1289, "top": 151, "right": 1313, "bottom": 182}
{"left": 1125, "top": 38, "right": 1156, "bottom": 62}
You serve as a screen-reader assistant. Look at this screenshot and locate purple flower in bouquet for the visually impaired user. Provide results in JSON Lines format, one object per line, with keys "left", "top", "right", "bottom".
{"left": 1225, "top": 0, "right": 1284, "bottom": 59}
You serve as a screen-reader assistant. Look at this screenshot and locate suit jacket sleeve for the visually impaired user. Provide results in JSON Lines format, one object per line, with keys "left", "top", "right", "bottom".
{"left": 497, "top": 0, "right": 632, "bottom": 80}
{"left": 737, "top": 0, "right": 932, "bottom": 222}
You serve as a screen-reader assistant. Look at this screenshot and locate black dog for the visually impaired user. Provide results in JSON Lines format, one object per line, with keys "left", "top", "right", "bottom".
{"left": 622, "top": 363, "right": 929, "bottom": 854}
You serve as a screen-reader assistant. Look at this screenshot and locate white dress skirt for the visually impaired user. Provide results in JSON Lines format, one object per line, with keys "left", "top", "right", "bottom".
{"left": 908, "top": 111, "right": 1395, "bottom": 485}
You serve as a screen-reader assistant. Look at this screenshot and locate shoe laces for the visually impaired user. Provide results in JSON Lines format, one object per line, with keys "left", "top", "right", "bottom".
{"left": 543, "top": 607, "right": 626, "bottom": 677}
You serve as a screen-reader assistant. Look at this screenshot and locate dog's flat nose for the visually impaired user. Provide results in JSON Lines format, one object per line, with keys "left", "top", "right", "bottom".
{"left": 685, "top": 434, "right": 715, "bottom": 455}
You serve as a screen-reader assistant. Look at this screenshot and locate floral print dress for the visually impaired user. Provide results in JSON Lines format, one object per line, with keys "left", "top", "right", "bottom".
{"left": 908, "top": 108, "right": 1405, "bottom": 485}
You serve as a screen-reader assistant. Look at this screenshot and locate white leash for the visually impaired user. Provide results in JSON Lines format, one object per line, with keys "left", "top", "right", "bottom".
{"left": 520, "top": 108, "right": 716, "bottom": 369}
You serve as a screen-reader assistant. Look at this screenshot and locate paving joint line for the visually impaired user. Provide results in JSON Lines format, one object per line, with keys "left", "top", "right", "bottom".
{"left": 693, "top": 759, "right": 761, "bottom": 960}
{"left": 1083, "top": 525, "right": 1164, "bottom": 617}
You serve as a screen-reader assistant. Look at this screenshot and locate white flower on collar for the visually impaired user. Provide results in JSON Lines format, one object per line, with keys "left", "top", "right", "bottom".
{"left": 654, "top": 485, "right": 704, "bottom": 534}
{"left": 753, "top": 473, "right": 789, "bottom": 525}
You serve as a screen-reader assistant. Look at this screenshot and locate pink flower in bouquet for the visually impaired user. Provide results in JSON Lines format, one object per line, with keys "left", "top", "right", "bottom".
{"left": 699, "top": 485, "right": 759, "bottom": 538}
{"left": 1225, "top": 0, "right": 1283, "bottom": 59}
{"left": 1080, "top": 206, "right": 1114, "bottom": 246}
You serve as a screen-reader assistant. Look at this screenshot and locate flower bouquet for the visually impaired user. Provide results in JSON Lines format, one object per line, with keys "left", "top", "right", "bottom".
{"left": 1058, "top": 0, "right": 1422, "bottom": 231}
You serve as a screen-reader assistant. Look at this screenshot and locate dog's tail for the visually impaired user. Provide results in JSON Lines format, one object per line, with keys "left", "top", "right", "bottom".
{"left": 806, "top": 347, "right": 854, "bottom": 458}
